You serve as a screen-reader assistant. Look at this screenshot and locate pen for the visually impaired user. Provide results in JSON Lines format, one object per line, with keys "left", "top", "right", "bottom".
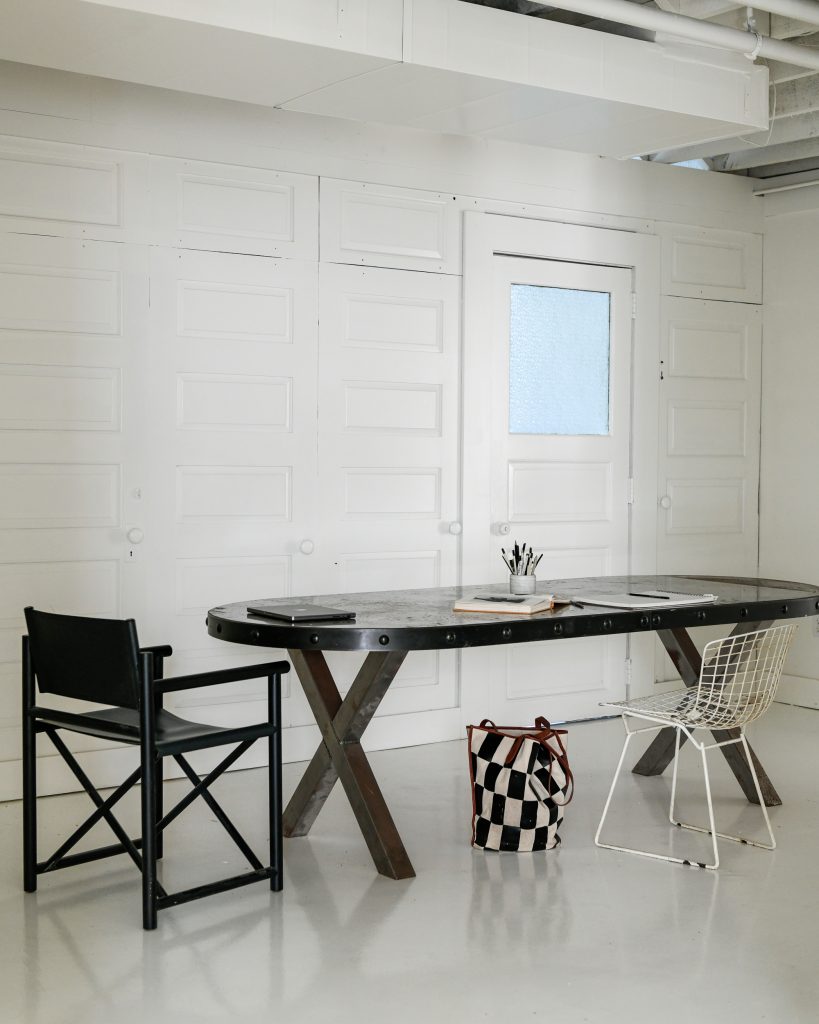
{"left": 628, "top": 592, "right": 669, "bottom": 599}
{"left": 474, "top": 595, "right": 527, "bottom": 603}
{"left": 571, "top": 601, "right": 585, "bottom": 609}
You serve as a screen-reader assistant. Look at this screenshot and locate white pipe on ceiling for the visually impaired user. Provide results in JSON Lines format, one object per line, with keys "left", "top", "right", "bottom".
{"left": 540, "top": 0, "right": 819, "bottom": 69}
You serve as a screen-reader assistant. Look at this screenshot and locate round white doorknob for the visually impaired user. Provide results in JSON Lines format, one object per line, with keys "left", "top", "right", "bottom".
{"left": 498, "top": 522, "right": 511, "bottom": 536}
{"left": 126, "top": 527, "right": 144, "bottom": 544}
{"left": 659, "top": 495, "right": 672, "bottom": 510}
{"left": 299, "top": 539, "right": 315, "bottom": 555}
{"left": 448, "top": 522, "right": 462, "bottom": 535}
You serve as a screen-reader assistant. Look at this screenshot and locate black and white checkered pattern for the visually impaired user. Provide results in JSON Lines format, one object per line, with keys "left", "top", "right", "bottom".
{"left": 468, "top": 723, "right": 571, "bottom": 852}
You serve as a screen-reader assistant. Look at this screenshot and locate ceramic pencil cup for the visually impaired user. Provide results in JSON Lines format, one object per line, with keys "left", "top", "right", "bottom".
{"left": 509, "top": 574, "right": 536, "bottom": 596}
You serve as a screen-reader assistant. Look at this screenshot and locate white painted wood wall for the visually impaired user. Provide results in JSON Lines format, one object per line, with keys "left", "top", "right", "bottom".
{"left": 760, "top": 186, "right": 819, "bottom": 709}
{"left": 0, "top": 61, "right": 766, "bottom": 798}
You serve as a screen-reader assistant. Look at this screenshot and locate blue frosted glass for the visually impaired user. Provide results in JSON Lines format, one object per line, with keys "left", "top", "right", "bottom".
{"left": 509, "top": 285, "right": 611, "bottom": 435}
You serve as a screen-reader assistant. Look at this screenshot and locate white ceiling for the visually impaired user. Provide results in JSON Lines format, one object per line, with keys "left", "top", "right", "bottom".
{"left": 0, "top": 0, "right": 770, "bottom": 158}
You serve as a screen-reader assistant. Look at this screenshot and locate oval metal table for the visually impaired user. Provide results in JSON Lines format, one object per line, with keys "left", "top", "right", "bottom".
{"left": 208, "top": 574, "right": 819, "bottom": 880}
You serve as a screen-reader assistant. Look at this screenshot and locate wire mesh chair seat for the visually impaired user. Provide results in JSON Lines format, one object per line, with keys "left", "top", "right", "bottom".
{"left": 22, "top": 607, "right": 290, "bottom": 930}
{"left": 595, "top": 624, "right": 796, "bottom": 870}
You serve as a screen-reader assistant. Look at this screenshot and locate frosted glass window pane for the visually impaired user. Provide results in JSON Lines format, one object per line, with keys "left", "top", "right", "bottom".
{"left": 509, "top": 285, "right": 611, "bottom": 435}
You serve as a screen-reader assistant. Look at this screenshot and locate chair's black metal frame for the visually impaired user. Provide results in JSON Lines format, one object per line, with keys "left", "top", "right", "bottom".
{"left": 22, "top": 608, "right": 289, "bottom": 930}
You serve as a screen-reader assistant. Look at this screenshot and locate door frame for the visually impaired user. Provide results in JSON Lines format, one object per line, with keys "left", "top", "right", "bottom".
{"left": 460, "top": 212, "right": 661, "bottom": 714}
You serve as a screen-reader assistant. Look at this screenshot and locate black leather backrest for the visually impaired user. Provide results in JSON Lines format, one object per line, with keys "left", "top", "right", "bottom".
{"left": 24, "top": 607, "right": 142, "bottom": 710}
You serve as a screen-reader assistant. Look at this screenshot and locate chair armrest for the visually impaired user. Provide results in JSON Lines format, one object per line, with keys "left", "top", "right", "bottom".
{"left": 140, "top": 644, "right": 173, "bottom": 660}
{"left": 160, "top": 660, "right": 290, "bottom": 694}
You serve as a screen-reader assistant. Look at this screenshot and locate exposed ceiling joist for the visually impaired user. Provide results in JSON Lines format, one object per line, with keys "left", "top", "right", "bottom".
{"left": 713, "top": 132, "right": 819, "bottom": 168}
{"left": 752, "top": 166, "right": 819, "bottom": 190}
{"left": 747, "top": 150, "right": 819, "bottom": 174}
{"left": 771, "top": 14, "right": 819, "bottom": 37}
{"left": 772, "top": 76, "right": 819, "bottom": 117}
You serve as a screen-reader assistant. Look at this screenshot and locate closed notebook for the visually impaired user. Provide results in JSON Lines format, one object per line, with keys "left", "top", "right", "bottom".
{"left": 452, "top": 593, "right": 559, "bottom": 615}
{"left": 247, "top": 602, "right": 356, "bottom": 623}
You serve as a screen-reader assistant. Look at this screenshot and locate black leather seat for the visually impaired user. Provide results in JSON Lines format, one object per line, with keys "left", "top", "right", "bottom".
{"left": 22, "top": 606, "right": 289, "bottom": 930}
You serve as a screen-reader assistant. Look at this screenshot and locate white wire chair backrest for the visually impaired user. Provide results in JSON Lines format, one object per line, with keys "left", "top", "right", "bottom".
{"left": 695, "top": 624, "right": 797, "bottom": 729}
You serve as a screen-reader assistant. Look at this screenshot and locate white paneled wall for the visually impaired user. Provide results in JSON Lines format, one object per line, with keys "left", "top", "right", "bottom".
{"left": 0, "top": 64, "right": 765, "bottom": 797}
{"left": 658, "top": 224, "right": 762, "bottom": 303}
{"left": 760, "top": 192, "right": 819, "bottom": 709}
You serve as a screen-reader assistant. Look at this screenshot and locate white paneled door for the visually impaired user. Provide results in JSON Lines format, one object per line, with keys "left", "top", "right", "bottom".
{"left": 0, "top": 233, "right": 150, "bottom": 798}
{"left": 464, "top": 252, "right": 635, "bottom": 723}
{"left": 317, "top": 263, "right": 462, "bottom": 718}
{"left": 654, "top": 296, "right": 762, "bottom": 683}
{"left": 147, "top": 247, "right": 320, "bottom": 730}
{"left": 657, "top": 297, "right": 761, "bottom": 576}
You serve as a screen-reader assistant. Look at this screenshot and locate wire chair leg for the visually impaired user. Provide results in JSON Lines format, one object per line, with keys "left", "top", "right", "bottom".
{"left": 594, "top": 729, "right": 634, "bottom": 849}
{"left": 699, "top": 745, "right": 720, "bottom": 870}
{"left": 597, "top": 723, "right": 718, "bottom": 869}
{"left": 668, "top": 727, "right": 682, "bottom": 826}
{"left": 671, "top": 735, "right": 776, "bottom": 852}
{"left": 740, "top": 733, "right": 776, "bottom": 851}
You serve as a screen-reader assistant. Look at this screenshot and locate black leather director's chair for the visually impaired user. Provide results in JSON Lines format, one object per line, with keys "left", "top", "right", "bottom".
{"left": 22, "top": 607, "right": 289, "bottom": 930}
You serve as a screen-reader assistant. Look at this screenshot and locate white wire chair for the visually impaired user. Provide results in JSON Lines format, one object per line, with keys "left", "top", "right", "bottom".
{"left": 595, "top": 624, "right": 796, "bottom": 870}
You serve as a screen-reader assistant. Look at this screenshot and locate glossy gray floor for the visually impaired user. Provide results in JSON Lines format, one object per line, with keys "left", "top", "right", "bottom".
{"left": 2, "top": 705, "right": 818, "bottom": 1024}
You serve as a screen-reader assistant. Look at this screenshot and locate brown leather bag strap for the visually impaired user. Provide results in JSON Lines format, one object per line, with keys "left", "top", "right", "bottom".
{"left": 504, "top": 735, "right": 525, "bottom": 765}
{"left": 539, "top": 732, "right": 574, "bottom": 805}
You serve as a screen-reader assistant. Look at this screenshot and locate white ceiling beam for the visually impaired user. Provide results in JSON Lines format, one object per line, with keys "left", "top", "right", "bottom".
{"left": 753, "top": 167, "right": 819, "bottom": 192}
{"left": 717, "top": 133, "right": 819, "bottom": 167}
{"left": 767, "top": 33, "right": 819, "bottom": 81}
{"left": 771, "top": 14, "right": 819, "bottom": 37}
{"left": 654, "top": 1, "right": 746, "bottom": 17}
{"left": 772, "top": 75, "right": 819, "bottom": 116}
{"left": 741, "top": 1, "right": 819, "bottom": 28}
{"left": 751, "top": 151, "right": 819, "bottom": 173}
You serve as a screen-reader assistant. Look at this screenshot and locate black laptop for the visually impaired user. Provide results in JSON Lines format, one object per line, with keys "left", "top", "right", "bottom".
{"left": 246, "top": 601, "right": 356, "bottom": 623}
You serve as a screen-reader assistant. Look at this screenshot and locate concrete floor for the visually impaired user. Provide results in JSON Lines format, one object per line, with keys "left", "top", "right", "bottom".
{"left": 2, "top": 705, "right": 818, "bottom": 1024}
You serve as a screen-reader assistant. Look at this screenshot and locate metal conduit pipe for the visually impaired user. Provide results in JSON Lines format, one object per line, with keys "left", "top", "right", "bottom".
{"left": 536, "top": 0, "right": 819, "bottom": 69}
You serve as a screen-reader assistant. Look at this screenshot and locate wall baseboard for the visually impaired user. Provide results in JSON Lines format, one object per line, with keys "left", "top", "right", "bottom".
{"left": 776, "top": 673, "right": 819, "bottom": 711}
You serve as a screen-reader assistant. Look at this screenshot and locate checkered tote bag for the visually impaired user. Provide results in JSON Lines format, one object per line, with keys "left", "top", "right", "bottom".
{"left": 468, "top": 717, "right": 574, "bottom": 852}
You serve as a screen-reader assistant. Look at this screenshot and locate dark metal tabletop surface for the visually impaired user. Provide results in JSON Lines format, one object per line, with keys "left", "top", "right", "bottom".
{"left": 207, "top": 575, "right": 819, "bottom": 653}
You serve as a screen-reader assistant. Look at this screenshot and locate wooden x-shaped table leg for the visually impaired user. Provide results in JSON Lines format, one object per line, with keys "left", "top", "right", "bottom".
{"left": 632, "top": 621, "right": 782, "bottom": 806}
{"left": 283, "top": 648, "right": 415, "bottom": 879}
